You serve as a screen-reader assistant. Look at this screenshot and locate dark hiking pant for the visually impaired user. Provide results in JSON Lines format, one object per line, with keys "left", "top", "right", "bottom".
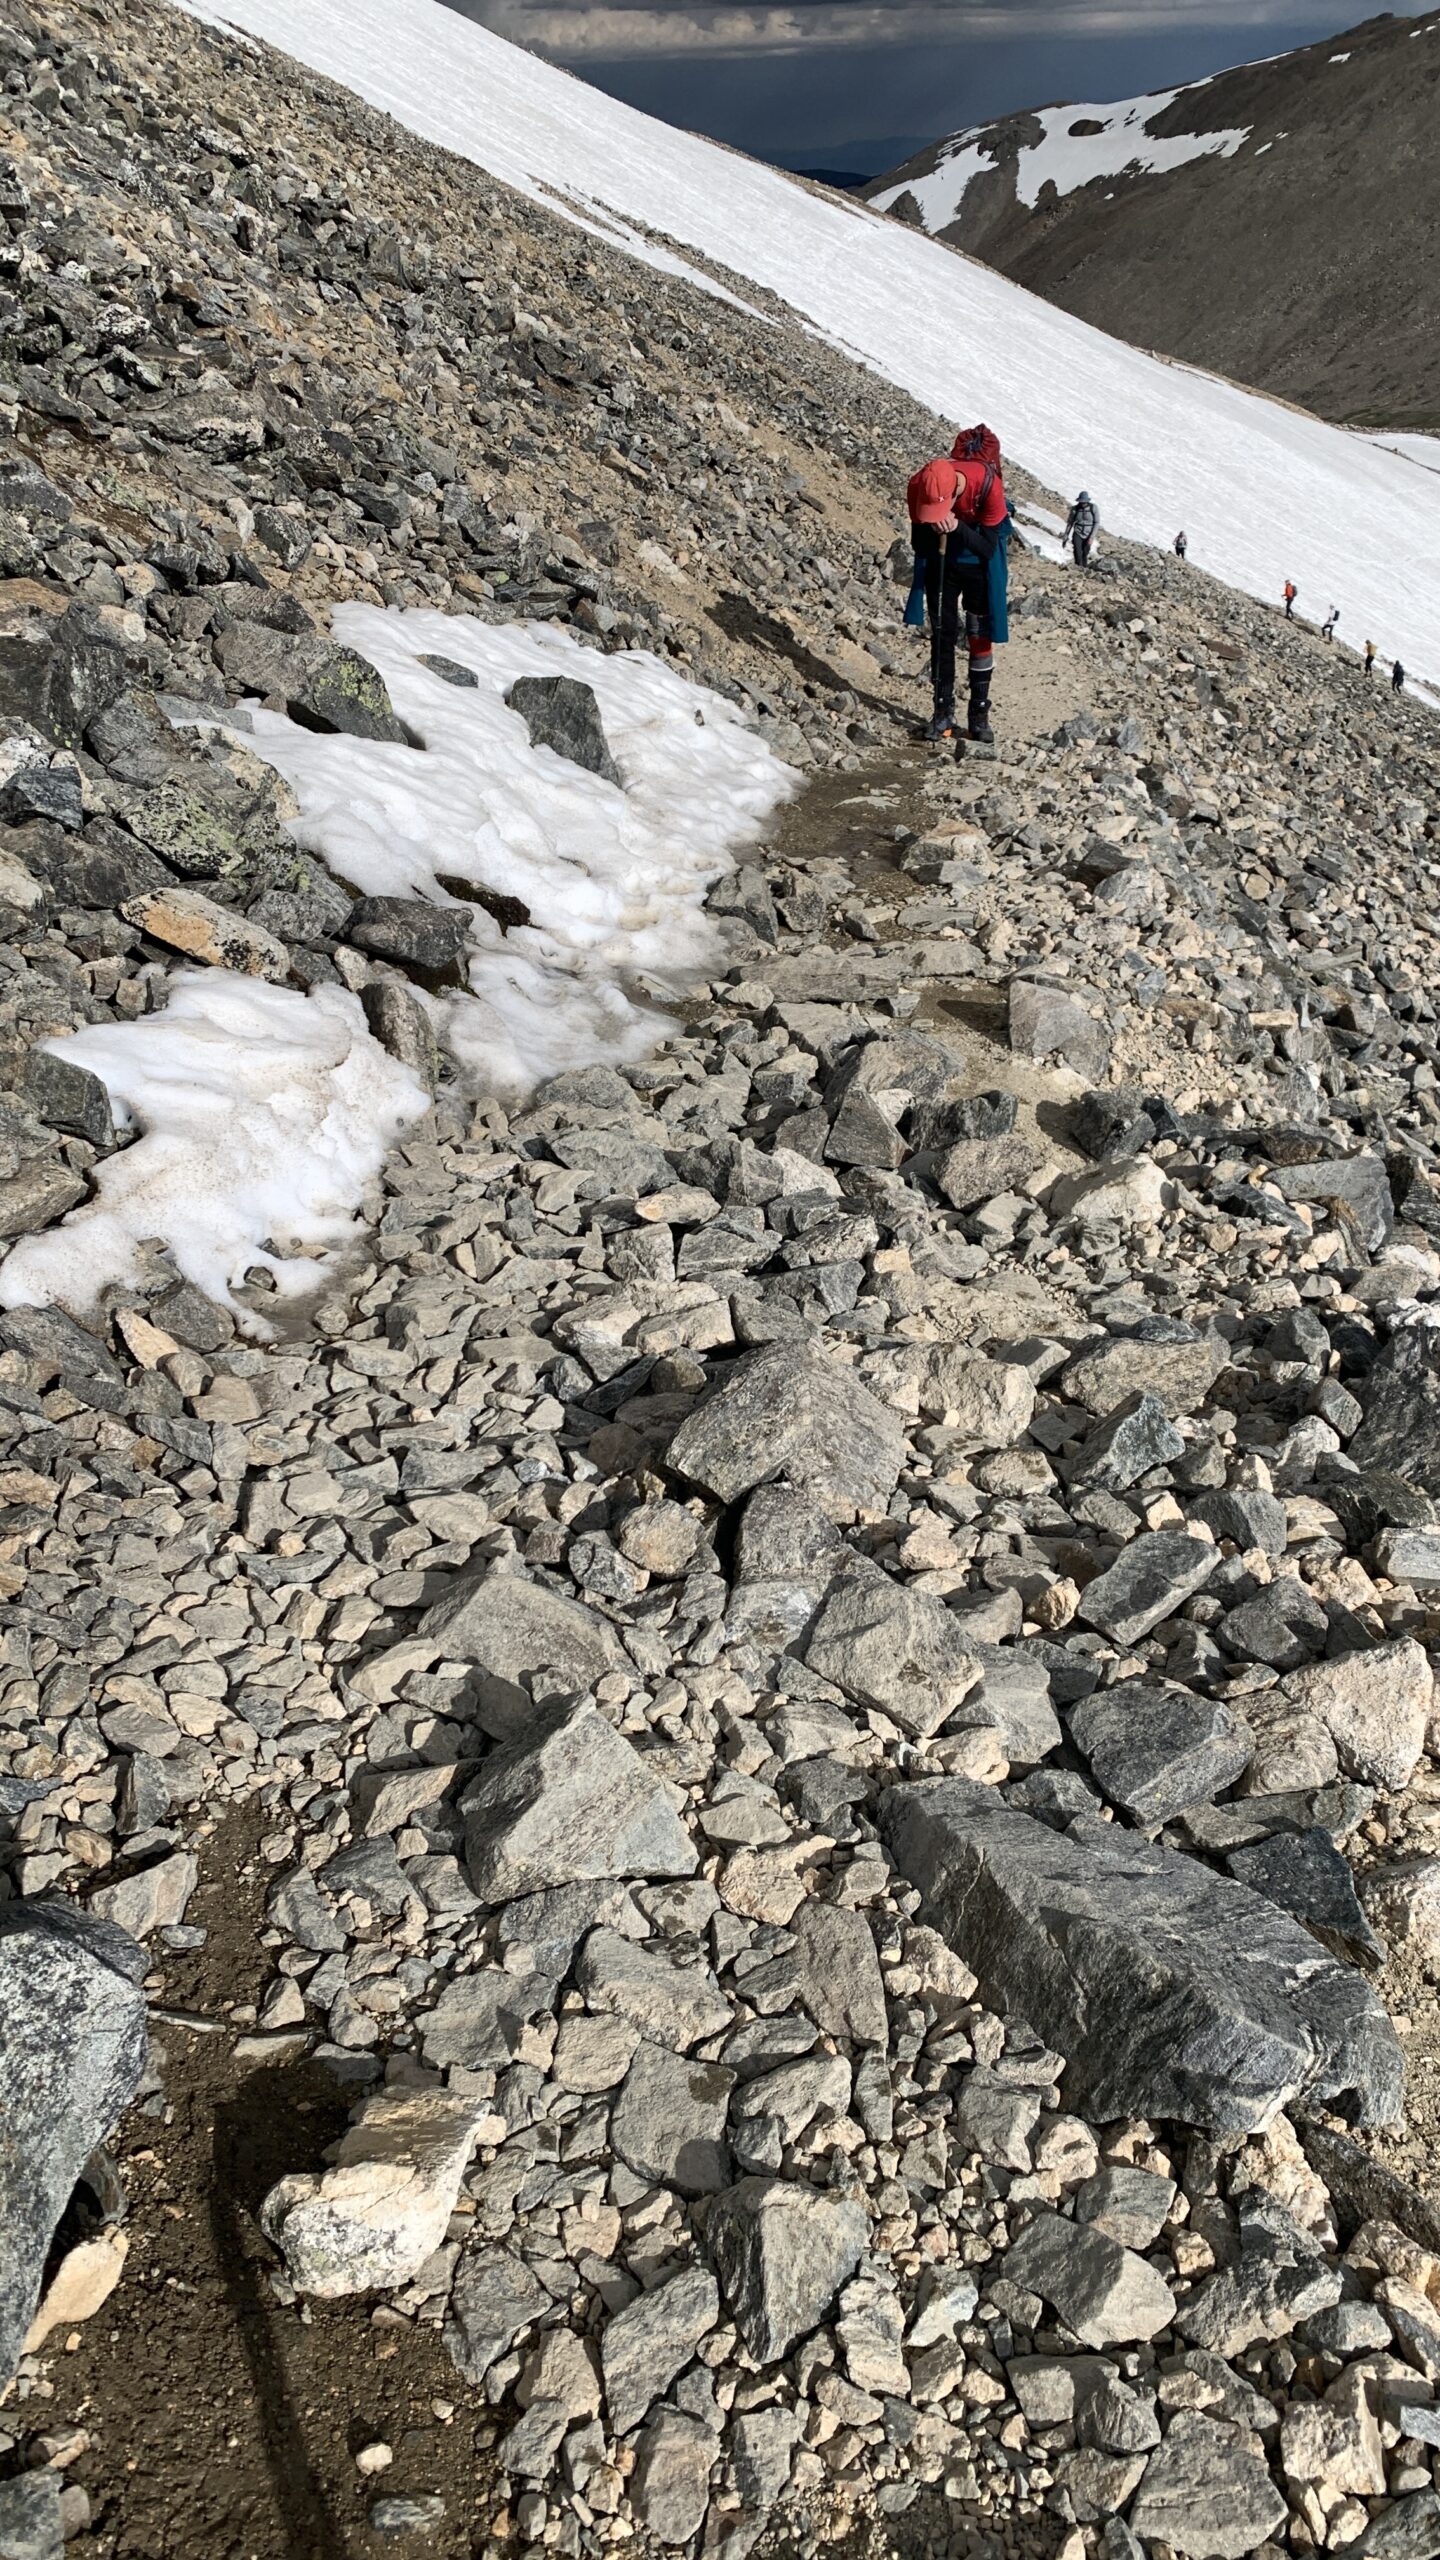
{"left": 1073, "top": 535, "right": 1092, "bottom": 568}
{"left": 913, "top": 524, "right": 992, "bottom": 718}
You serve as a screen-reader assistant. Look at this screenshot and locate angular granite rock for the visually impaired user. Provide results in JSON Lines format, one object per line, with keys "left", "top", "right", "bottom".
{"left": 461, "top": 1698, "right": 696, "bottom": 1903}
{"left": 1077, "top": 1532, "right": 1219, "bottom": 1645}
{"left": 0, "top": 2470, "right": 62, "bottom": 2560}
{"left": 1128, "top": 2410, "right": 1288, "bottom": 2557}
{"left": 804, "top": 1556, "right": 982, "bottom": 1739}
{"left": 1349, "top": 1323, "right": 1440, "bottom": 1496}
{"left": 1061, "top": 1334, "right": 1228, "bottom": 1421}
{"left": 876, "top": 1779, "right": 1402, "bottom": 2133}
{"left": 505, "top": 674, "right": 621, "bottom": 785}
{"left": 1003, "top": 2208, "right": 1174, "bottom": 2347}
{"left": 668, "top": 1343, "right": 904, "bottom": 1517}
{"left": 601, "top": 2262, "right": 720, "bottom": 2434}
{"left": 1279, "top": 1638, "right": 1432, "bottom": 1793}
{"left": 261, "top": 2087, "right": 487, "bottom": 2296}
{"left": 1069, "top": 1683, "right": 1253, "bottom": 1823}
{"left": 1226, "top": 1828, "right": 1385, "bottom": 1970}
{"left": 704, "top": 2176, "right": 866, "bottom": 2361}
{"left": 356, "top": 1564, "right": 622, "bottom": 1722}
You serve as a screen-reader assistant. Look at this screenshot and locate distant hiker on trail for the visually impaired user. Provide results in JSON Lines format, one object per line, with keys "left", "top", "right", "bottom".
{"left": 1284, "top": 580, "right": 1297, "bottom": 619}
{"left": 1174, "top": 531, "right": 1188, "bottom": 560}
{"left": 1394, "top": 660, "right": 1406, "bottom": 693}
{"left": 1365, "top": 639, "right": 1377, "bottom": 677}
{"left": 1064, "top": 491, "right": 1098, "bottom": 568}
{"left": 1323, "top": 607, "right": 1339, "bottom": 643}
{"left": 907, "top": 423, "right": 1010, "bottom": 747}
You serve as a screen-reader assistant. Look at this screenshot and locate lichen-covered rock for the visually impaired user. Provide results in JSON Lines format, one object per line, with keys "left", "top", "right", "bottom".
{"left": 0, "top": 1902, "right": 148, "bottom": 2382}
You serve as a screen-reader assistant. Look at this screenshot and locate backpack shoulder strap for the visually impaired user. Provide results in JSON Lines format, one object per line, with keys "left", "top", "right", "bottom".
{"left": 958, "top": 462, "right": 995, "bottom": 524}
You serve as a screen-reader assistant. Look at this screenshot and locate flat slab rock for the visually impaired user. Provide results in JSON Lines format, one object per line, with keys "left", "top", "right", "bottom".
{"left": 1069, "top": 1681, "right": 1253, "bottom": 1823}
{"left": 1003, "top": 2207, "right": 1174, "bottom": 2347}
{"left": 355, "top": 1563, "right": 622, "bottom": 1719}
{"left": 877, "top": 1779, "right": 1402, "bottom": 2134}
{"left": 1128, "top": 2409, "right": 1289, "bottom": 2558}
{"left": 803, "top": 1555, "right": 982, "bottom": 1739}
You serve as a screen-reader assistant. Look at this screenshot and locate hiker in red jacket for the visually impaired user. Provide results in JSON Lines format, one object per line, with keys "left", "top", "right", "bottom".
{"left": 1284, "top": 580, "right": 1297, "bottom": 620}
{"left": 907, "top": 424, "right": 1010, "bottom": 744}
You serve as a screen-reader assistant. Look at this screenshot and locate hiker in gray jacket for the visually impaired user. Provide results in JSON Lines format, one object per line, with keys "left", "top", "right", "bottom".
{"left": 1064, "top": 491, "right": 1099, "bottom": 568}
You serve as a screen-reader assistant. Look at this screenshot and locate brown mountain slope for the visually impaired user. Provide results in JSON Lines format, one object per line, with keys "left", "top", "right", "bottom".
{"left": 865, "top": 11, "right": 1440, "bottom": 427}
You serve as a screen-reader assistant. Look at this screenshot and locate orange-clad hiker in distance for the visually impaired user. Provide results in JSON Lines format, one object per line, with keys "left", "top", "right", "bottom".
{"left": 1284, "top": 580, "right": 1297, "bottom": 619}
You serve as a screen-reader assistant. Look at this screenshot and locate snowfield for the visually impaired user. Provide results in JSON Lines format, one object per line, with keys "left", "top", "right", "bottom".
{"left": 869, "top": 86, "right": 1251, "bottom": 229}
{"left": 172, "top": 0, "right": 1440, "bottom": 686}
{"left": 1366, "top": 433, "right": 1440, "bottom": 482}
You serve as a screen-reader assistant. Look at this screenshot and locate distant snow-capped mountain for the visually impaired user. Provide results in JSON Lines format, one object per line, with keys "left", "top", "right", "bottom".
{"left": 866, "top": 11, "right": 1440, "bottom": 429}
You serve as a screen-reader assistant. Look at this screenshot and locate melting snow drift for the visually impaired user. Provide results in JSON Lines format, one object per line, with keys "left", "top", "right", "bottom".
{"left": 0, "top": 977, "right": 428, "bottom": 1332}
{"left": 235, "top": 607, "right": 796, "bottom": 1097}
{"left": 6, "top": 618, "right": 793, "bottom": 1329}
{"left": 171, "top": 0, "right": 1440, "bottom": 686}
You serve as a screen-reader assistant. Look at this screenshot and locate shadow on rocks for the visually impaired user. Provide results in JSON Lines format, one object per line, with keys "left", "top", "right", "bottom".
{"left": 207, "top": 2059, "right": 352, "bottom": 2560}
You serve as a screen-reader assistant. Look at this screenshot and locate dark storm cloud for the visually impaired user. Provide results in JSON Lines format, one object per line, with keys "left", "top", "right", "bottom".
{"left": 451, "top": 0, "right": 1363, "bottom": 57}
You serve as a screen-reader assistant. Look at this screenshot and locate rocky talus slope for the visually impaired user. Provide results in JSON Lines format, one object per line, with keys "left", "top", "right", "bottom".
{"left": 3, "top": 3, "right": 1440, "bottom": 2559}
{"left": 866, "top": 10, "right": 1440, "bottom": 430}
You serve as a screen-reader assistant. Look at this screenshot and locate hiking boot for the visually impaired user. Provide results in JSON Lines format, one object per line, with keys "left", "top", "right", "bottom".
{"left": 966, "top": 708, "right": 994, "bottom": 745}
{"left": 926, "top": 704, "right": 956, "bottom": 743}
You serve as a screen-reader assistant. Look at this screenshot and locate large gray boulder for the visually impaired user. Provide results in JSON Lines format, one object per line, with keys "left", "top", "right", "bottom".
{"left": 668, "top": 1343, "right": 905, "bottom": 1518}
{"left": 876, "top": 1780, "right": 1402, "bottom": 2134}
{"left": 0, "top": 1901, "right": 149, "bottom": 2382}
{"left": 0, "top": 599, "right": 125, "bottom": 747}
{"left": 213, "top": 621, "right": 408, "bottom": 743}
{"left": 461, "top": 1697, "right": 696, "bottom": 1903}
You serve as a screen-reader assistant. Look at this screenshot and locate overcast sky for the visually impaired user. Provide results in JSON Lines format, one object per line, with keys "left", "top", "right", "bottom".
{"left": 440, "top": 0, "right": 1419, "bottom": 169}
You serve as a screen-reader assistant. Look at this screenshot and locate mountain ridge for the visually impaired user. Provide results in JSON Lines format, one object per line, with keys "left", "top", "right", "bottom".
{"left": 865, "top": 11, "right": 1440, "bottom": 428}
